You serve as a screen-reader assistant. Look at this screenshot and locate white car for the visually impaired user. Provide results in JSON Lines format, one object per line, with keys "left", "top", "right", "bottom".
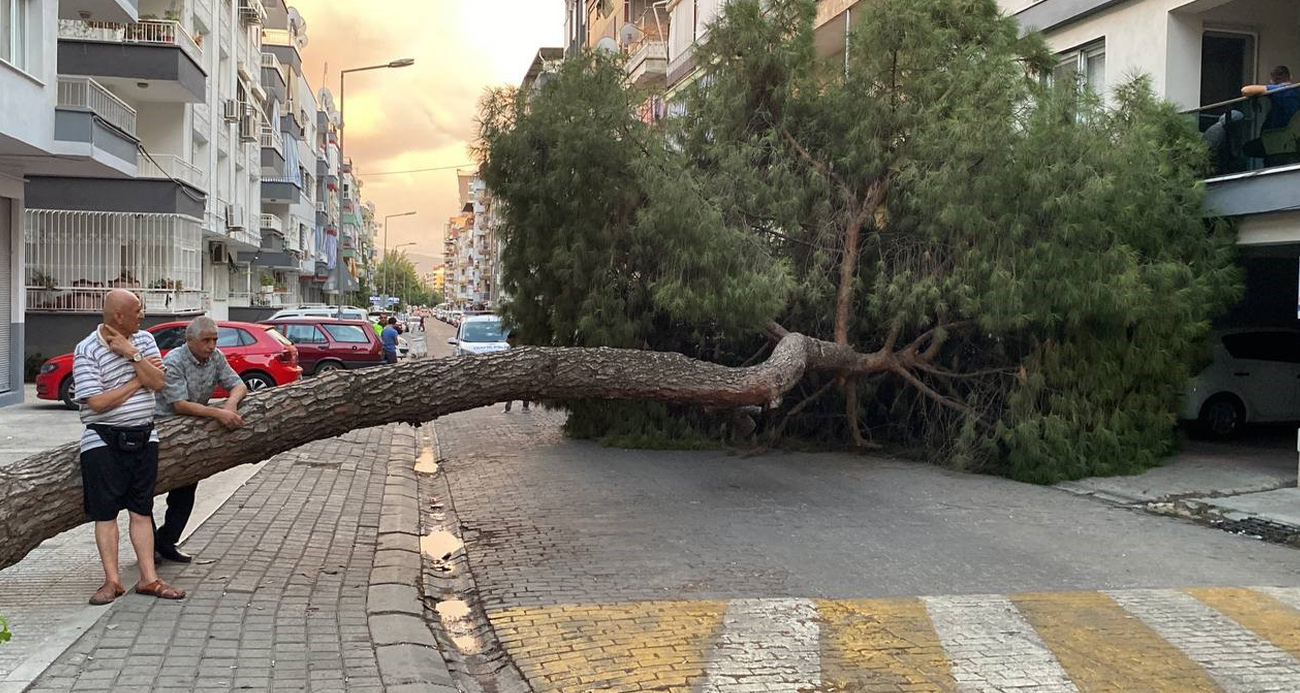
{"left": 271, "top": 306, "right": 369, "bottom": 321}
{"left": 1182, "top": 328, "right": 1300, "bottom": 437}
{"left": 447, "top": 315, "right": 510, "bottom": 356}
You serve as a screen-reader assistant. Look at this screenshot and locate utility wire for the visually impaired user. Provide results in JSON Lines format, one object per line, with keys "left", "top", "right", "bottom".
{"left": 354, "top": 163, "right": 476, "bottom": 177}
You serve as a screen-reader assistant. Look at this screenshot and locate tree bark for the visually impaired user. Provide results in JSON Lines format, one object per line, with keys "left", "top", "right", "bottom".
{"left": 0, "top": 331, "right": 907, "bottom": 571}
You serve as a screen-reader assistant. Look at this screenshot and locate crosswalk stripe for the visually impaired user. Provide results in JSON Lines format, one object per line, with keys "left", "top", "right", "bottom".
{"left": 699, "top": 598, "right": 820, "bottom": 692}
{"left": 1108, "top": 588, "right": 1300, "bottom": 693}
{"left": 485, "top": 601, "right": 727, "bottom": 693}
{"left": 1012, "top": 591, "right": 1221, "bottom": 693}
{"left": 1188, "top": 587, "right": 1300, "bottom": 661}
{"left": 819, "top": 598, "right": 957, "bottom": 692}
{"left": 923, "top": 594, "right": 1078, "bottom": 693}
{"left": 1254, "top": 585, "right": 1300, "bottom": 612}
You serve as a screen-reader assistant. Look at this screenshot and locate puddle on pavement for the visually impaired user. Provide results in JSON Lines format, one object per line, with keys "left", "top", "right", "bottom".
{"left": 420, "top": 529, "right": 464, "bottom": 560}
{"left": 436, "top": 598, "right": 486, "bottom": 655}
{"left": 414, "top": 447, "right": 438, "bottom": 474}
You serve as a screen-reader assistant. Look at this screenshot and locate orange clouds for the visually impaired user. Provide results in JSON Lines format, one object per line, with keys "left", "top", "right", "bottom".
{"left": 291, "top": 0, "right": 564, "bottom": 270}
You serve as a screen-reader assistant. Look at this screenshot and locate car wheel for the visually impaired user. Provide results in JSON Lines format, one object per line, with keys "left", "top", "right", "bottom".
{"left": 242, "top": 372, "right": 276, "bottom": 392}
{"left": 315, "top": 361, "right": 343, "bottom": 375}
{"left": 1198, "top": 394, "right": 1246, "bottom": 439}
{"left": 59, "top": 377, "right": 78, "bottom": 411}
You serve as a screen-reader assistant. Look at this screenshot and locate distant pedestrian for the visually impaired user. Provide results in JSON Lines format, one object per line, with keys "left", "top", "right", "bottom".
{"left": 382, "top": 317, "right": 401, "bottom": 364}
{"left": 153, "top": 317, "right": 248, "bottom": 564}
{"left": 73, "top": 289, "right": 184, "bottom": 604}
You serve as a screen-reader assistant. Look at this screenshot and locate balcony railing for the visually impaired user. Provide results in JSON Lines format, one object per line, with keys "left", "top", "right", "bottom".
{"left": 239, "top": 0, "right": 267, "bottom": 26}
{"left": 262, "top": 28, "right": 292, "bottom": 47}
{"left": 260, "top": 51, "right": 283, "bottom": 74}
{"left": 1187, "top": 84, "right": 1300, "bottom": 179}
{"left": 24, "top": 210, "right": 204, "bottom": 315}
{"left": 58, "top": 19, "right": 203, "bottom": 65}
{"left": 55, "top": 76, "right": 137, "bottom": 137}
{"left": 260, "top": 124, "right": 283, "bottom": 155}
{"left": 138, "top": 154, "right": 206, "bottom": 190}
{"left": 260, "top": 214, "right": 284, "bottom": 234}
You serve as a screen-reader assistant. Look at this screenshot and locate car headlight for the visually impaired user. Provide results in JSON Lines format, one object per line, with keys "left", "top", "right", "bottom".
{"left": 39, "top": 363, "right": 59, "bottom": 374}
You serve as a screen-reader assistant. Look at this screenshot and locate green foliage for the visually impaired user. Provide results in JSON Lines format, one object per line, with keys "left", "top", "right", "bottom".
{"left": 375, "top": 252, "right": 438, "bottom": 309}
{"left": 480, "top": 0, "right": 1241, "bottom": 483}
{"left": 564, "top": 401, "right": 724, "bottom": 450}
{"left": 0, "top": 614, "right": 10, "bottom": 644}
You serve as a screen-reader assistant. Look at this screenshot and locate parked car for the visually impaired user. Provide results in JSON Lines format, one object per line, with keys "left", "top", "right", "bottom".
{"left": 1182, "top": 328, "right": 1300, "bottom": 438}
{"left": 448, "top": 315, "right": 510, "bottom": 357}
{"left": 270, "top": 306, "right": 369, "bottom": 321}
{"left": 449, "top": 309, "right": 465, "bottom": 328}
{"left": 260, "top": 317, "right": 385, "bottom": 375}
{"left": 35, "top": 321, "right": 302, "bottom": 410}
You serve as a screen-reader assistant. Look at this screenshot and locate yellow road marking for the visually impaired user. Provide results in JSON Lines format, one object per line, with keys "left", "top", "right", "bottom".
{"left": 487, "top": 601, "right": 727, "bottom": 693}
{"left": 1012, "top": 591, "right": 1221, "bottom": 693}
{"left": 817, "top": 598, "right": 957, "bottom": 692}
{"left": 1188, "top": 587, "right": 1300, "bottom": 660}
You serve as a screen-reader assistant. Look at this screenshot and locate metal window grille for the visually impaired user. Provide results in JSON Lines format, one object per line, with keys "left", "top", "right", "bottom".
{"left": 24, "top": 210, "right": 204, "bottom": 314}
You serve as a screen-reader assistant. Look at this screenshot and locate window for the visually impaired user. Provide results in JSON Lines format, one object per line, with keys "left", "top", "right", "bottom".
{"left": 217, "top": 327, "right": 256, "bottom": 348}
{"left": 153, "top": 327, "right": 186, "bottom": 352}
{"left": 1051, "top": 41, "right": 1106, "bottom": 96}
{"left": 282, "top": 323, "right": 326, "bottom": 344}
{"left": 0, "top": 0, "right": 30, "bottom": 72}
{"left": 460, "top": 319, "right": 506, "bottom": 343}
{"left": 1222, "top": 332, "right": 1300, "bottom": 364}
{"left": 321, "top": 323, "right": 370, "bottom": 343}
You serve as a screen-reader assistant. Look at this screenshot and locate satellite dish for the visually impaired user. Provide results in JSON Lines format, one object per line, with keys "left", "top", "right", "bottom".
{"left": 618, "top": 22, "right": 638, "bottom": 47}
{"left": 595, "top": 37, "right": 619, "bottom": 54}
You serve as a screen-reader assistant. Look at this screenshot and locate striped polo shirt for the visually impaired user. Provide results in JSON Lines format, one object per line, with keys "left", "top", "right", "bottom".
{"left": 73, "top": 326, "right": 162, "bottom": 453}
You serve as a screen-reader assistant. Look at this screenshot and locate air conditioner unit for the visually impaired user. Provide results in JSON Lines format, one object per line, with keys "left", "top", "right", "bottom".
{"left": 238, "top": 112, "right": 257, "bottom": 142}
{"left": 225, "top": 204, "right": 246, "bottom": 230}
{"left": 223, "top": 99, "right": 240, "bottom": 122}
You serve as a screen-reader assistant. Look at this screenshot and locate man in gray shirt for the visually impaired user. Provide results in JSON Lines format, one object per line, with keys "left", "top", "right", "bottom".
{"left": 154, "top": 316, "right": 248, "bottom": 563}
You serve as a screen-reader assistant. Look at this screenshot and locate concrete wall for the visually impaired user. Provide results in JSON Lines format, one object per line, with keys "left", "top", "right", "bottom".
{"left": 135, "top": 102, "right": 188, "bottom": 159}
{"left": 0, "top": 173, "right": 24, "bottom": 407}
{"left": 0, "top": 0, "right": 57, "bottom": 158}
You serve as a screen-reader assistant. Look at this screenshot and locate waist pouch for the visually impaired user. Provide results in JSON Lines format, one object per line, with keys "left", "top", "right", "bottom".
{"left": 89, "top": 424, "right": 154, "bottom": 454}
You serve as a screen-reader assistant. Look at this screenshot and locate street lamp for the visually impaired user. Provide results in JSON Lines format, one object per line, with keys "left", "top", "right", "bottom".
{"left": 334, "top": 57, "right": 416, "bottom": 310}
{"left": 383, "top": 216, "right": 417, "bottom": 308}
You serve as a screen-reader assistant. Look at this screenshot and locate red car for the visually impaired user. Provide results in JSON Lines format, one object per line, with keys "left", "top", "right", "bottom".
{"left": 35, "top": 320, "right": 302, "bottom": 410}
{"left": 258, "top": 317, "right": 384, "bottom": 375}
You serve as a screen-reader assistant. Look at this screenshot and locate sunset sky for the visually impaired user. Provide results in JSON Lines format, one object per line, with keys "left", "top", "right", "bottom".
{"left": 290, "top": 0, "right": 565, "bottom": 274}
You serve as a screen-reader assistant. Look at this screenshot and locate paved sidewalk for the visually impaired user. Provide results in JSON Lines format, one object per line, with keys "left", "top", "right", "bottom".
{"left": 17, "top": 425, "right": 447, "bottom": 693}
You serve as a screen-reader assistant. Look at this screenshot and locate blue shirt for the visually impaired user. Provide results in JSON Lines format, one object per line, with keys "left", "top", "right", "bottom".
{"left": 381, "top": 326, "right": 399, "bottom": 352}
{"left": 1264, "top": 83, "right": 1300, "bottom": 130}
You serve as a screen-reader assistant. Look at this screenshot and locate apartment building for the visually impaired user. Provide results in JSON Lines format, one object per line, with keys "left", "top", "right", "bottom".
{"left": 441, "top": 170, "right": 500, "bottom": 306}
{"left": 1004, "top": 0, "right": 1300, "bottom": 323}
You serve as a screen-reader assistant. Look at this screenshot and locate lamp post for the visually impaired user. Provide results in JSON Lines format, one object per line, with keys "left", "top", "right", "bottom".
{"left": 383, "top": 223, "right": 417, "bottom": 308}
{"left": 333, "top": 57, "right": 415, "bottom": 311}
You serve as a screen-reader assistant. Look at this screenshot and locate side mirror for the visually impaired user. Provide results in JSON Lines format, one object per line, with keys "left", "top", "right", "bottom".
{"left": 447, "top": 338, "right": 458, "bottom": 345}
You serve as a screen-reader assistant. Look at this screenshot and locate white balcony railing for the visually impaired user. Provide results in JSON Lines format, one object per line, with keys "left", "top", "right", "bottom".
{"left": 262, "top": 28, "right": 292, "bottom": 47}
{"left": 24, "top": 210, "right": 205, "bottom": 315}
{"left": 58, "top": 19, "right": 203, "bottom": 65}
{"left": 55, "top": 76, "right": 137, "bottom": 137}
{"left": 260, "top": 124, "right": 283, "bottom": 156}
{"left": 260, "top": 51, "right": 283, "bottom": 76}
{"left": 138, "top": 154, "right": 206, "bottom": 190}
{"left": 259, "top": 213, "right": 284, "bottom": 234}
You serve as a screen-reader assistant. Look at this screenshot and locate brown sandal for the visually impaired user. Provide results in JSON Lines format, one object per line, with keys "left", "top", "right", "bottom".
{"left": 89, "top": 581, "right": 125, "bottom": 605}
{"left": 135, "top": 579, "right": 186, "bottom": 600}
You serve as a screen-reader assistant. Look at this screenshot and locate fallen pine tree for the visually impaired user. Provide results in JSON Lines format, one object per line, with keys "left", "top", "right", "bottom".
{"left": 0, "top": 326, "right": 936, "bottom": 571}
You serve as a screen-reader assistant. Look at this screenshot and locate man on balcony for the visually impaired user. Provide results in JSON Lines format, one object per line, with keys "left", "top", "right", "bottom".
{"left": 154, "top": 317, "right": 249, "bottom": 564}
{"left": 73, "top": 289, "right": 184, "bottom": 604}
{"left": 1243, "top": 65, "right": 1300, "bottom": 130}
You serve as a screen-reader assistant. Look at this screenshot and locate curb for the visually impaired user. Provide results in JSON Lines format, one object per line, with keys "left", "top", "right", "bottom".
{"left": 370, "top": 424, "right": 459, "bottom": 692}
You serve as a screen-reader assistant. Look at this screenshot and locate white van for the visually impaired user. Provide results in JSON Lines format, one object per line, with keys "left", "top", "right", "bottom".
{"left": 270, "top": 306, "right": 369, "bottom": 321}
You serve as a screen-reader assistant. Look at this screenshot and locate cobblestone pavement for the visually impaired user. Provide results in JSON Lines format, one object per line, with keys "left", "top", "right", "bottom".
{"left": 20, "top": 425, "right": 441, "bottom": 693}
{"left": 434, "top": 407, "right": 1300, "bottom": 692}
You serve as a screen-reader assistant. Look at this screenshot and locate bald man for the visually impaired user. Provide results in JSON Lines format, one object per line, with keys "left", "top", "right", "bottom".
{"left": 73, "top": 289, "right": 185, "bottom": 604}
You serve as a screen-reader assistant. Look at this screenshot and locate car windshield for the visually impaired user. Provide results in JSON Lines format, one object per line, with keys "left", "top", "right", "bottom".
{"left": 461, "top": 320, "right": 506, "bottom": 343}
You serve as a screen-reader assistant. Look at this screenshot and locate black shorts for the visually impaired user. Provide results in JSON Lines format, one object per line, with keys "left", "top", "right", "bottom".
{"left": 80, "top": 443, "right": 159, "bottom": 521}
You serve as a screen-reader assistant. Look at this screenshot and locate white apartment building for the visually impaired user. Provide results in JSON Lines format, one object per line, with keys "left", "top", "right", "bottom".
{"left": 1003, "top": 0, "right": 1300, "bottom": 323}
{"left": 443, "top": 171, "right": 499, "bottom": 306}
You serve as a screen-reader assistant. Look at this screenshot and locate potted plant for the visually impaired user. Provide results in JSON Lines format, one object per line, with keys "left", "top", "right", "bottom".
{"left": 259, "top": 274, "right": 275, "bottom": 294}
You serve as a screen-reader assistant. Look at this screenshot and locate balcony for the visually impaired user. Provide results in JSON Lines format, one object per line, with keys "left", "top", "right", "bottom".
{"left": 58, "top": 0, "right": 138, "bottom": 24}
{"left": 262, "top": 175, "right": 302, "bottom": 203}
{"left": 623, "top": 11, "right": 669, "bottom": 88}
{"left": 260, "top": 213, "right": 284, "bottom": 235}
{"left": 262, "top": 28, "right": 293, "bottom": 47}
{"left": 57, "top": 20, "right": 206, "bottom": 102}
{"left": 1189, "top": 87, "right": 1300, "bottom": 219}
{"left": 260, "top": 52, "right": 287, "bottom": 102}
{"left": 260, "top": 124, "right": 285, "bottom": 172}
{"left": 239, "top": 0, "right": 267, "bottom": 26}
{"left": 24, "top": 210, "right": 205, "bottom": 315}
{"left": 138, "top": 154, "right": 206, "bottom": 191}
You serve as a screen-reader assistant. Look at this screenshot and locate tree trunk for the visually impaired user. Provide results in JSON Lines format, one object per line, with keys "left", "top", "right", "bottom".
{"left": 0, "top": 332, "right": 907, "bottom": 571}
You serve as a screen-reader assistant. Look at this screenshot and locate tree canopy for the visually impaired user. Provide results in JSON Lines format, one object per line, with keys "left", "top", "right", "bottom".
{"left": 478, "top": 0, "right": 1240, "bottom": 482}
